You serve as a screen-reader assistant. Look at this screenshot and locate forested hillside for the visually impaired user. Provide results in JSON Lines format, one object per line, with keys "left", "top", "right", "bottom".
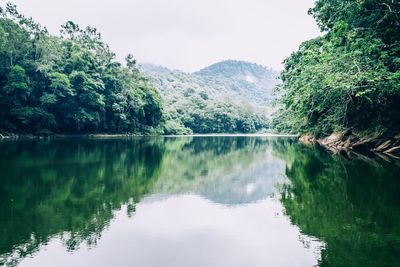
{"left": 274, "top": 0, "right": 400, "bottom": 138}
{"left": 0, "top": 4, "right": 162, "bottom": 135}
{"left": 141, "top": 60, "right": 280, "bottom": 134}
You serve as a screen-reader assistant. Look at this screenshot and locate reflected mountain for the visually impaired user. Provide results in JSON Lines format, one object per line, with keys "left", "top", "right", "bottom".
{"left": 274, "top": 142, "right": 400, "bottom": 267}
{"left": 152, "top": 137, "right": 288, "bottom": 205}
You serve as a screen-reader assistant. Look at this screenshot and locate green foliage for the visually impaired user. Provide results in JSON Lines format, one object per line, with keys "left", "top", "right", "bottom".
{"left": 0, "top": 3, "right": 163, "bottom": 134}
{"left": 274, "top": 0, "right": 400, "bottom": 136}
{"left": 4, "top": 65, "right": 29, "bottom": 94}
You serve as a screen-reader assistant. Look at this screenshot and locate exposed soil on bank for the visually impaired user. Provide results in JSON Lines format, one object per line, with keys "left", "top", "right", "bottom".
{"left": 299, "top": 131, "right": 400, "bottom": 158}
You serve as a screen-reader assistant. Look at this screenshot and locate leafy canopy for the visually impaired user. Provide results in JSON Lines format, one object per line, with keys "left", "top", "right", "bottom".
{"left": 274, "top": 0, "right": 400, "bottom": 137}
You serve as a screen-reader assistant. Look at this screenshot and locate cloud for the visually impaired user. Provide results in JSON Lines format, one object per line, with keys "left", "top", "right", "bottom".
{"left": 8, "top": 0, "right": 321, "bottom": 71}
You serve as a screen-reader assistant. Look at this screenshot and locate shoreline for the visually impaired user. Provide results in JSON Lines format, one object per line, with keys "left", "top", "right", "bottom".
{"left": 0, "top": 133, "right": 153, "bottom": 140}
{"left": 0, "top": 133, "right": 299, "bottom": 140}
{"left": 163, "top": 133, "right": 299, "bottom": 138}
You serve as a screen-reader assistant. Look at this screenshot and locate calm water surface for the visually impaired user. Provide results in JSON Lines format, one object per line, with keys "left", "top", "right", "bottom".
{"left": 0, "top": 136, "right": 399, "bottom": 267}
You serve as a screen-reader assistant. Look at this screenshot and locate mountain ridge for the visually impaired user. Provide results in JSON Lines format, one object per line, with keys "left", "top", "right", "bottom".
{"left": 195, "top": 59, "right": 276, "bottom": 78}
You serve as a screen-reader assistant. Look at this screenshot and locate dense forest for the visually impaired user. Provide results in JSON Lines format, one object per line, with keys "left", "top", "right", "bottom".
{"left": 141, "top": 60, "right": 279, "bottom": 134}
{"left": 0, "top": 3, "right": 163, "bottom": 135}
{"left": 273, "top": 0, "right": 400, "bottom": 138}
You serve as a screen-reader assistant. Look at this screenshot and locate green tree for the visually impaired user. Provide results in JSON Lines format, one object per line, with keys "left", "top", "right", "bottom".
{"left": 0, "top": 3, "right": 163, "bottom": 135}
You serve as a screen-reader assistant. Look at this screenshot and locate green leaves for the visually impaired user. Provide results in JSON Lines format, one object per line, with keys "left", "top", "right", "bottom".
{"left": 39, "top": 93, "right": 58, "bottom": 106}
{"left": 49, "top": 72, "right": 74, "bottom": 97}
{"left": 274, "top": 0, "right": 400, "bottom": 136}
{"left": 5, "top": 65, "right": 29, "bottom": 92}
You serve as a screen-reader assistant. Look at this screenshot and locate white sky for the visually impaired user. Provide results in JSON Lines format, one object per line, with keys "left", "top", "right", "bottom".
{"left": 5, "top": 0, "right": 321, "bottom": 71}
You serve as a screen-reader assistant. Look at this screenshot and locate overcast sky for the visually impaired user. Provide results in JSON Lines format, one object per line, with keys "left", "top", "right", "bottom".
{"left": 6, "top": 0, "right": 320, "bottom": 72}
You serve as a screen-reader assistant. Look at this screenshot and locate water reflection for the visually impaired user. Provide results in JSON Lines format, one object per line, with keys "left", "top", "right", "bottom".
{"left": 275, "top": 141, "right": 400, "bottom": 267}
{"left": 153, "top": 137, "right": 288, "bottom": 205}
{"left": 0, "top": 137, "right": 399, "bottom": 266}
{"left": 0, "top": 139, "right": 165, "bottom": 266}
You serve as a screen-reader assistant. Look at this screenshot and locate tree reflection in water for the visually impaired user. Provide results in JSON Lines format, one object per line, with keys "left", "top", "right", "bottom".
{"left": 0, "top": 139, "right": 165, "bottom": 266}
{"left": 275, "top": 142, "right": 400, "bottom": 267}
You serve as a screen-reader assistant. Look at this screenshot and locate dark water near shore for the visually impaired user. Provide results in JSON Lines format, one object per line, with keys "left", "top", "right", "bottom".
{"left": 0, "top": 136, "right": 399, "bottom": 267}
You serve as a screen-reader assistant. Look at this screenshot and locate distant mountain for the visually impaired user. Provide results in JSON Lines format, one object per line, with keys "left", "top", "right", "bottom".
{"left": 195, "top": 60, "right": 279, "bottom": 105}
{"left": 140, "top": 60, "right": 280, "bottom": 134}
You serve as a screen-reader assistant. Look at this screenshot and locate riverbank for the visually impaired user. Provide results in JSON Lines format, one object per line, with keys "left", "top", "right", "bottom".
{"left": 299, "top": 131, "right": 400, "bottom": 158}
{"left": 0, "top": 133, "right": 149, "bottom": 140}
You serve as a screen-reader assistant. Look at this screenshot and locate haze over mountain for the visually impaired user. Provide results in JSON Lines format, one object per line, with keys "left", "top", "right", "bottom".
{"left": 141, "top": 60, "right": 280, "bottom": 134}
{"left": 195, "top": 60, "right": 279, "bottom": 105}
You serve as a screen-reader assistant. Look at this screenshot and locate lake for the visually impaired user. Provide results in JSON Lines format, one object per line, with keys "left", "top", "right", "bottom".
{"left": 0, "top": 136, "right": 399, "bottom": 267}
